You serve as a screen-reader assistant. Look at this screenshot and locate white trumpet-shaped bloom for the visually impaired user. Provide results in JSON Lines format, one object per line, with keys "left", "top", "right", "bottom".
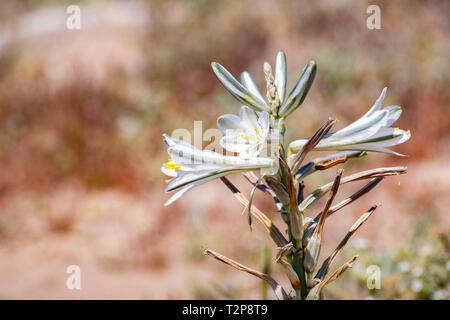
{"left": 162, "top": 134, "right": 276, "bottom": 206}
{"left": 288, "top": 88, "right": 411, "bottom": 156}
{"left": 217, "top": 106, "right": 271, "bottom": 159}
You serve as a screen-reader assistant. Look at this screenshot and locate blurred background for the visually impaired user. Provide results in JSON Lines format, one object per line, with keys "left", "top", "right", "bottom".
{"left": 0, "top": 0, "right": 448, "bottom": 299}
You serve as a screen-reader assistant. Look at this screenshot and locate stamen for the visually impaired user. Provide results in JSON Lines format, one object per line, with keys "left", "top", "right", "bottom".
{"left": 164, "top": 162, "right": 181, "bottom": 169}
{"left": 239, "top": 133, "right": 248, "bottom": 140}
{"left": 239, "top": 133, "right": 257, "bottom": 141}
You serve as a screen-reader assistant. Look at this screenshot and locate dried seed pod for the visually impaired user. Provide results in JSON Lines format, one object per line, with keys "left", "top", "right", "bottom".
{"left": 303, "top": 234, "right": 322, "bottom": 274}
{"left": 279, "top": 155, "right": 303, "bottom": 242}
{"left": 205, "top": 249, "right": 292, "bottom": 300}
{"left": 314, "top": 205, "right": 378, "bottom": 281}
{"left": 298, "top": 166, "right": 406, "bottom": 212}
{"left": 220, "top": 177, "right": 288, "bottom": 247}
{"left": 304, "top": 170, "right": 343, "bottom": 273}
{"left": 303, "top": 177, "right": 383, "bottom": 246}
{"left": 306, "top": 256, "right": 358, "bottom": 300}
{"left": 289, "top": 118, "right": 336, "bottom": 172}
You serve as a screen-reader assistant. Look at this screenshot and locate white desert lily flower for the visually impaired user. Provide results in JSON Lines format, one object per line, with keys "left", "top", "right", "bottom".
{"left": 217, "top": 106, "right": 270, "bottom": 159}
{"left": 288, "top": 88, "right": 411, "bottom": 156}
{"left": 162, "top": 134, "right": 276, "bottom": 206}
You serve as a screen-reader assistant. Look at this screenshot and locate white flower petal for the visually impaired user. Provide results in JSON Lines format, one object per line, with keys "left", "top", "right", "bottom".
{"left": 165, "top": 156, "right": 275, "bottom": 195}
{"left": 218, "top": 106, "right": 271, "bottom": 158}
{"left": 274, "top": 50, "right": 287, "bottom": 103}
{"left": 310, "top": 128, "right": 410, "bottom": 155}
{"left": 279, "top": 61, "right": 316, "bottom": 117}
{"left": 163, "top": 133, "right": 194, "bottom": 149}
{"left": 166, "top": 167, "right": 222, "bottom": 192}
{"left": 355, "top": 128, "right": 411, "bottom": 147}
{"left": 361, "top": 87, "right": 387, "bottom": 119}
{"left": 323, "top": 144, "right": 407, "bottom": 156}
{"left": 161, "top": 165, "right": 177, "bottom": 177}
{"left": 220, "top": 137, "right": 260, "bottom": 158}
{"left": 164, "top": 184, "right": 196, "bottom": 206}
{"left": 217, "top": 114, "right": 242, "bottom": 134}
{"left": 257, "top": 110, "right": 270, "bottom": 135}
{"left": 331, "top": 108, "right": 388, "bottom": 139}
{"left": 168, "top": 144, "right": 223, "bottom": 165}
{"left": 382, "top": 105, "right": 402, "bottom": 127}
{"left": 288, "top": 89, "right": 410, "bottom": 156}
{"left": 239, "top": 105, "right": 259, "bottom": 131}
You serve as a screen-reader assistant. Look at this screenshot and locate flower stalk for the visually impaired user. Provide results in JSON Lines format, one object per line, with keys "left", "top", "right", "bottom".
{"left": 162, "top": 50, "right": 410, "bottom": 299}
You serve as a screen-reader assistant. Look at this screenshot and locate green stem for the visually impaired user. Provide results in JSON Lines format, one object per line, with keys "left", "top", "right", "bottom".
{"left": 276, "top": 115, "right": 308, "bottom": 299}
{"left": 273, "top": 117, "right": 286, "bottom": 157}
{"left": 288, "top": 225, "right": 308, "bottom": 299}
{"left": 293, "top": 253, "right": 308, "bottom": 299}
{"left": 261, "top": 237, "right": 270, "bottom": 300}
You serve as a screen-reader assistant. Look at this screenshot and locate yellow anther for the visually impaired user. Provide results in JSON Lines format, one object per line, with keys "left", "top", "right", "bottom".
{"left": 239, "top": 133, "right": 248, "bottom": 140}
{"left": 239, "top": 133, "right": 257, "bottom": 141}
{"left": 164, "top": 162, "right": 181, "bottom": 170}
